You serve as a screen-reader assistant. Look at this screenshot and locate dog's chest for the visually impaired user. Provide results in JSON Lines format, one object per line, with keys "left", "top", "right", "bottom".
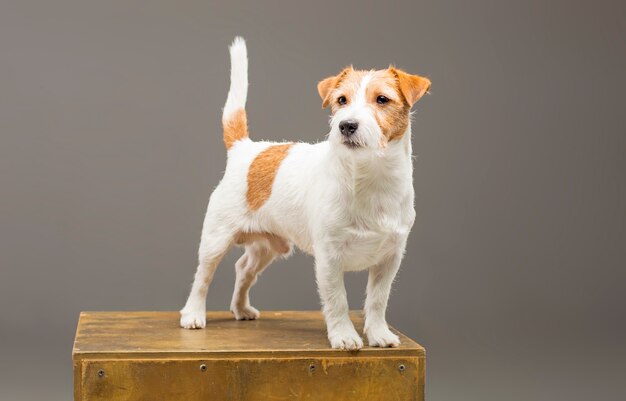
{"left": 335, "top": 195, "right": 412, "bottom": 270}
{"left": 331, "top": 178, "right": 414, "bottom": 271}
{"left": 339, "top": 224, "right": 407, "bottom": 271}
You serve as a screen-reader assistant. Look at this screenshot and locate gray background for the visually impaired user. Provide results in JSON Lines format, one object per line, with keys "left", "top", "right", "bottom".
{"left": 1, "top": 1, "right": 625, "bottom": 400}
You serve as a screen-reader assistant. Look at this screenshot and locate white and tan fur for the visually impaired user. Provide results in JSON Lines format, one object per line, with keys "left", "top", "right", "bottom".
{"left": 180, "top": 37, "right": 431, "bottom": 350}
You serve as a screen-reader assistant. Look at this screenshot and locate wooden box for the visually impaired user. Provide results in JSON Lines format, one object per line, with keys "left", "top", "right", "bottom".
{"left": 73, "top": 311, "right": 425, "bottom": 400}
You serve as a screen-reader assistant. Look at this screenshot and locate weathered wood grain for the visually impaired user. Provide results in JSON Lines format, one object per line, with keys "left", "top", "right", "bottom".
{"left": 73, "top": 311, "right": 425, "bottom": 400}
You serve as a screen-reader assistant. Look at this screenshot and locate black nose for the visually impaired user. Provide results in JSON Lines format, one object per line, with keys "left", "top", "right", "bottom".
{"left": 339, "top": 120, "right": 359, "bottom": 137}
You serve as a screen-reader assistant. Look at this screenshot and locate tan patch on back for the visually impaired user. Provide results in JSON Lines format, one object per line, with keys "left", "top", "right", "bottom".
{"left": 223, "top": 108, "right": 248, "bottom": 149}
{"left": 246, "top": 143, "right": 294, "bottom": 210}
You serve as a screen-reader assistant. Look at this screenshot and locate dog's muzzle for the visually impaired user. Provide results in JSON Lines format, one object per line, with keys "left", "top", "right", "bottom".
{"left": 339, "top": 120, "right": 359, "bottom": 137}
{"left": 338, "top": 120, "right": 361, "bottom": 148}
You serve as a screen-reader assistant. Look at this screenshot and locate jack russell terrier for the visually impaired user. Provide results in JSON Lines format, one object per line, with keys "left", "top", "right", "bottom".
{"left": 180, "top": 37, "right": 431, "bottom": 350}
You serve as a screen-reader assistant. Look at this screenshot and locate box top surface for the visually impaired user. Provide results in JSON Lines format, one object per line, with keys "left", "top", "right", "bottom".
{"left": 73, "top": 311, "right": 424, "bottom": 359}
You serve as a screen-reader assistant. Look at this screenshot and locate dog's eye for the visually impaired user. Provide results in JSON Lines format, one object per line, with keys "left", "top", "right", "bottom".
{"left": 376, "top": 95, "right": 390, "bottom": 105}
{"left": 337, "top": 96, "right": 347, "bottom": 105}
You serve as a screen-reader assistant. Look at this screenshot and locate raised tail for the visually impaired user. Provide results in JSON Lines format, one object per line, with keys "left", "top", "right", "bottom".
{"left": 223, "top": 37, "right": 249, "bottom": 150}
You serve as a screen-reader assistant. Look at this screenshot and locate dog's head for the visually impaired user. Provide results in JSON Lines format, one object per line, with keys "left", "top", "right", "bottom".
{"left": 318, "top": 66, "right": 430, "bottom": 151}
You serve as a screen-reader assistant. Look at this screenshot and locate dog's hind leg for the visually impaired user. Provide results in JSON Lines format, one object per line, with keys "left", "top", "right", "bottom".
{"left": 229, "top": 241, "right": 278, "bottom": 320}
{"left": 180, "top": 223, "right": 235, "bottom": 329}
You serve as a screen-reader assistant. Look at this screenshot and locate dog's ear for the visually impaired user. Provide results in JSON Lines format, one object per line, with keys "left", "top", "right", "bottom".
{"left": 389, "top": 66, "right": 431, "bottom": 107}
{"left": 317, "top": 76, "right": 336, "bottom": 108}
{"left": 317, "top": 66, "right": 352, "bottom": 108}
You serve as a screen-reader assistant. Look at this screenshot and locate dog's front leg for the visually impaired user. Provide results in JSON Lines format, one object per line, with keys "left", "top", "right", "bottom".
{"left": 315, "top": 251, "right": 363, "bottom": 350}
{"left": 363, "top": 252, "right": 402, "bottom": 347}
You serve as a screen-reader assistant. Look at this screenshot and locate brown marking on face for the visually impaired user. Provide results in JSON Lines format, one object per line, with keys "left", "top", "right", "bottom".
{"left": 367, "top": 69, "right": 412, "bottom": 142}
{"left": 317, "top": 67, "right": 431, "bottom": 144}
{"left": 246, "top": 143, "right": 294, "bottom": 210}
{"left": 317, "top": 66, "right": 369, "bottom": 110}
{"left": 223, "top": 108, "right": 248, "bottom": 149}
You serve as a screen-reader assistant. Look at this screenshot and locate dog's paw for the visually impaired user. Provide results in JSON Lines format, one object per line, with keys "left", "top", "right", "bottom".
{"left": 231, "top": 305, "right": 260, "bottom": 321}
{"left": 365, "top": 325, "right": 401, "bottom": 348}
{"left": 328, "top": 327, "right": 364, "bottom": 351}
{"left": 180, "top": 310, "right": 206, "bottom": 329}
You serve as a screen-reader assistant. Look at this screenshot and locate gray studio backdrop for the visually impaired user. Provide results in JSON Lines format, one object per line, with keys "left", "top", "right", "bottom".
{"left": 1, "top": 1, "right": 625, "bottom": 400}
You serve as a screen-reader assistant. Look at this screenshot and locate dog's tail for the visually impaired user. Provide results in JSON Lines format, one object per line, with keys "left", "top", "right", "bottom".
{"left": 222, "top": 36, "right": 249, "bottom": 150}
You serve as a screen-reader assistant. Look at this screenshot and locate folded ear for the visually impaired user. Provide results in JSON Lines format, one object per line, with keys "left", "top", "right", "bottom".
{"left": 317, "top": 76, "right": 337, "bottom": 108}
{"left": 390, "top": 67, "right": 431, "bottom": 107}
{"left": 317, "top": 66, "right": 352, "bottom": 108}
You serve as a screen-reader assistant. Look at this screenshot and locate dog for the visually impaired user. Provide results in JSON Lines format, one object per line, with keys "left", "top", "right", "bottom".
{"left": 180, "top": 37, "right": 430, "bottom": 350}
